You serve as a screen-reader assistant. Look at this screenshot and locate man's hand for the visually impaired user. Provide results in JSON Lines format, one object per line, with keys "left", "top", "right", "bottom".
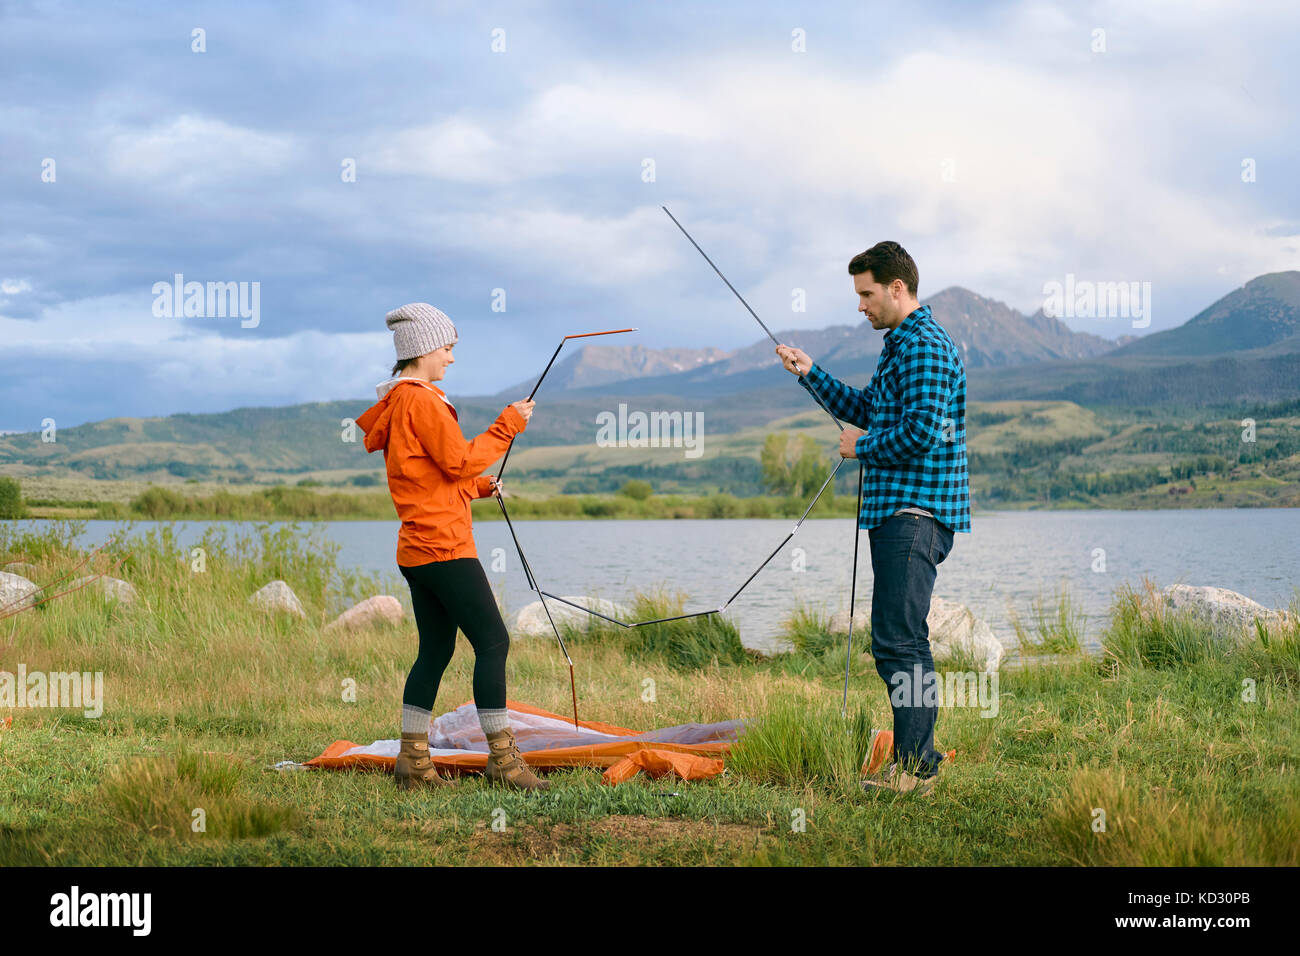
{"left": 839, "top": 427, "right": 865, "bottom": 459}
{"left": 775, "top": 345, "right": 813, "bottom": 376}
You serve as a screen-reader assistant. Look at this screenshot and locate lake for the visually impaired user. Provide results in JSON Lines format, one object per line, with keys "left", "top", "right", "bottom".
{"left": 36, "top": 509, "right": 1300, "bottom": 656}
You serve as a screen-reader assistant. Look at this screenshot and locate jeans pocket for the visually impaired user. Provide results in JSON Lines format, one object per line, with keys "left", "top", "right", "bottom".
{"left": 902, "top": 515, "right": 923, "bottom": 565}
{"left": 929, "top": 521, "right": 954, "bottom": 565}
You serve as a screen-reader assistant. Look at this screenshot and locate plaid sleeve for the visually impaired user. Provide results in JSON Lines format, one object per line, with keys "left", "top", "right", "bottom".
{"left": 856, "top": 339, "right": 958, "bottom": 465}
{"left": 798, "top": 363, "right": 873, "bottom": 430}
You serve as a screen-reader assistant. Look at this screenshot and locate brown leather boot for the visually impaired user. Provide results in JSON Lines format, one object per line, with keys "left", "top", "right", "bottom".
{"left": 395, "top": 731, "right": 454, "bottom": 789}
{"left": 485, "top": 727, "right": 551, "bottom": 791}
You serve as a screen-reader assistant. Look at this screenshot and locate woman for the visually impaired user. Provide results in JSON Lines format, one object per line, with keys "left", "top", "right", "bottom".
{"left": 355, "top": 302, "right": 549, "bottom": 791}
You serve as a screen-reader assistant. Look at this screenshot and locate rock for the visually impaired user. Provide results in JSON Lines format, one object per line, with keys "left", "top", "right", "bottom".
{"left": 249, "top": 580, "right": 306, "bottom": 618}
{"left": 3, "top": 562, "right": 40, "bottom": 579}
{"left": 68, "top": 575, "right": 138, "bottom": 604}
{"left": 514, "top": 595, "right": 631, "bottom": 638}
{"left": 1159, "top": 585, "right": 1286, "bottom": 643}
{"left": 324, "top": 595, "right": 403, "bottom": 633}
{"left": 0, "top": 571, "right": 39, "bottom": 612}
{"left": 829, "top": 596, "right": 1004, "bottom": 673}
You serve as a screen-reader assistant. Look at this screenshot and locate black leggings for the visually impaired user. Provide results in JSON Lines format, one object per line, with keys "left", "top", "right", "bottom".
{"left": 398, "top": 557, "right": 509, "bottom": 712}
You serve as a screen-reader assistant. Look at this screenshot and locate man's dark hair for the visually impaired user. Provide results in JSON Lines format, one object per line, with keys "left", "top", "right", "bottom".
{"left": 847, "top": 241, "right": 919, "bottom": 297}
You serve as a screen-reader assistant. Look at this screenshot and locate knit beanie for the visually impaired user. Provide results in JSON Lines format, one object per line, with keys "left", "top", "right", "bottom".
{"left": 386, "top": 303, "right": 458, "bottom": 361}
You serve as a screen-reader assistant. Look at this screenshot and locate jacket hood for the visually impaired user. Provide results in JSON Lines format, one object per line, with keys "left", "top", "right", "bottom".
{"left": 356, "top": 378, "right": 450, "bottom": 453}
{"left": 355, "top": 392, "right": 395, "bottom": 453}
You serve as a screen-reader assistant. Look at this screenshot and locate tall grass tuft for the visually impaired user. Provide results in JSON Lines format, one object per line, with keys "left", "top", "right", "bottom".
{"left": 1102, "top": 579, "right": 1218, "bottom": 671}
{"left": 562, "top": 590, "right": 748, "bottom": 671}
{"left": 1009, "top": 582, "right": 1086, "bottom": 655}
{"left": 780, "top": 604, "right": 837, "bottom": 656}
{"left": 729, "top": 695, "right": 879, "bottom": 794}
{"left": 0, "top": 518, "right": 87, "bottom": 564}
{"left": 1040, "top": 765, "right": 1300, "bottom": 865}
{"left": 1242, "top": 594, "right": 1300, "bottom": 688}
{"left": 99, "top": 749, "right": 300, "bottom": 840}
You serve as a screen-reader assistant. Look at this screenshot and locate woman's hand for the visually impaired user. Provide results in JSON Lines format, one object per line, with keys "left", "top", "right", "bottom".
{"left": 510, "top": 399, "right": 536, "bottom": 422}
{"left": 488, "top": 476, "right": 507, "bottom": 498}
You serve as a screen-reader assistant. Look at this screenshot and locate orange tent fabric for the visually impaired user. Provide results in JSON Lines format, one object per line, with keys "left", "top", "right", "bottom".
{"left": 303, "top": 699, "right": 740, "bottom": 784}
{"left": 601, "top": 749, "right": 725, "bottom": 786}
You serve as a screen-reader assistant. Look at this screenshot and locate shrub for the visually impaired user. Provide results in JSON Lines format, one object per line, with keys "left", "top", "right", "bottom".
{"left": 130, "top": 486, "right": 189, "bottom": 518}
{"left": 618, "top": 479, "right": 653, "bottom": 500}
{"left": 0, "top": 477, "right": 25, "bottom": 519}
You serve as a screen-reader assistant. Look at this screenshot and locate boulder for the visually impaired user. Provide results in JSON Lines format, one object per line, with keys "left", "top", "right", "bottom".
{"left": 0, "top": 571, "right": 39, "bottom": 612}
{"left": 324, "top": 595, "right": 403, "bottom": 633}
{"left": 68, "top": 575, "right": 138, "bottom": 604}
{"left": 514, "top": 595, "right": 631, "bottom": 638}
{"left": 249, "top": 580, "right": 306, "bottom": 618}
{"left": 1160, "top": 584, "right": 1287, "bottom": 642}
{"left": 3, "top": 562, "right": 40, "bottom": 579}
{"left": 829, "top": 596, "right": 1004, "bottom": 673}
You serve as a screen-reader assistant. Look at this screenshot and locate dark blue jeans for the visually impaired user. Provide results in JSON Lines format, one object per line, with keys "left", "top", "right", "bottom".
{"left": 867, "top": 512, "right": 955, "bottom": 779}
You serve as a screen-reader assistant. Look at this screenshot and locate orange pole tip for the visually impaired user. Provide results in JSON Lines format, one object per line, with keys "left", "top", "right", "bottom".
{"left": 562, "top": 328, "right": 637, "bottom": 340}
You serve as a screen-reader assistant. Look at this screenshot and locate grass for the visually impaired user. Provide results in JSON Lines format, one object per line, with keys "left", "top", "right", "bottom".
{"left": 727, "top": 696, "right": 877, "bottom": 795}
{"left": 1, "top": 519, "right": 1297, "bottom": 865}
{"left": 1010, "top": 582, "right": 1087, "bottom": 655}
{"left": 1102, "top": 579, "right": 1221, "bottom": 671}
{"left": 560, "top": 591, "right": 750, "bottom": 670}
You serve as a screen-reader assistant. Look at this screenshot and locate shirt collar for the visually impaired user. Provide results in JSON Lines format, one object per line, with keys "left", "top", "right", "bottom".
{"left": 883, "top": 304, "right": 930, "bottom": 351}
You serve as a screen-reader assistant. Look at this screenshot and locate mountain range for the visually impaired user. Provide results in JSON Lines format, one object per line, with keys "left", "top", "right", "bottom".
{"left": 2, "top": 271, "right": 1297, "bottom": 481}
{"left": 498, "top": 285, "right": 1121, "bottom": 398}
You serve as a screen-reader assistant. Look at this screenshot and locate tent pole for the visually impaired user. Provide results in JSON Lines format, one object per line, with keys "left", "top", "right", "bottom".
{"left": 841, "top": 461, "right": 865, "bottom": 718}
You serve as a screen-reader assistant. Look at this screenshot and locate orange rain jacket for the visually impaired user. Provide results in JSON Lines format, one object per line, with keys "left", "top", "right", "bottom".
{"left": 355, "top": 379, "right": 526, "bottom": 566}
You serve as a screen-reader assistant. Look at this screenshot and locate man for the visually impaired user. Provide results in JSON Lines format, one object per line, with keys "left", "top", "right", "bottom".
{"left": 776, "top": 240, "right": 970, "bottom": 796}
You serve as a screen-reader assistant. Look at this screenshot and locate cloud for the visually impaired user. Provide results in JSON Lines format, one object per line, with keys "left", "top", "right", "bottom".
{"left": 2, "top": 0, "right": 1297, "bottom": 426}
{"left": 347, "top": 28, "right": 1299, "bottom": 322}
{"left": 102, "top": 114, "right": 298, "bottom": 189}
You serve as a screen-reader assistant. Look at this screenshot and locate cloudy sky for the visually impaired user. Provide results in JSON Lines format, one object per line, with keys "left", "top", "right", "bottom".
{"left": 2, "top": 0, "right": 1297, "bottom": 430}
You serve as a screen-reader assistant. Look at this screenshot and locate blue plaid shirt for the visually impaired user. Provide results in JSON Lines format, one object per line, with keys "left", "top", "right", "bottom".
{"left": 800, "top": 304, "right": 971, "bottom": 533}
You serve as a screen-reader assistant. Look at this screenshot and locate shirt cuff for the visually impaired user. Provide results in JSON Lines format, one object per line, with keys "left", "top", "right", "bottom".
{"left": 501, "top": 404, "right": 526, "bottom": 432}
{"left": 798, "top": 362, "right": 825, "bottom": 395}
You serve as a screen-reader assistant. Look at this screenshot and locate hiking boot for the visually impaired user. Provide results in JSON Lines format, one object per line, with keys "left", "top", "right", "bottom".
{"left": 896, "top": 769, "right": 939, "bottom": 797}
{"left": 395, "top": 731, "right": 454, "bottom": 790}
{"left": 861, "top": 761, "right": 899, "bottom": 792}
{"left": 862, "top": 749, "right": 956, "bottom": 795}
{"left": 485, "top": 727, "right": 551, "bottom": 791}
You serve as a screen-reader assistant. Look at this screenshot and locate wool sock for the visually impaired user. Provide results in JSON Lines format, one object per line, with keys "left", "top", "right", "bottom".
{"left": 477, "top": 707, "right": 511, "bottom": 735}
{"left": 401, "top": 703, "right": 432, "bottom": 736}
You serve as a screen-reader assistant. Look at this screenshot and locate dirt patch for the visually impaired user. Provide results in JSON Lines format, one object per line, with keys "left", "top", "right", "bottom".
{"left": 469, "top": 814, "right": 769, "bottom": 865}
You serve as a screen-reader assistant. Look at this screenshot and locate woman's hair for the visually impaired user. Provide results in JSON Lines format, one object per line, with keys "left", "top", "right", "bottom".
{"left": 391, "top": 357, "right": 417, "bottom": 377}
